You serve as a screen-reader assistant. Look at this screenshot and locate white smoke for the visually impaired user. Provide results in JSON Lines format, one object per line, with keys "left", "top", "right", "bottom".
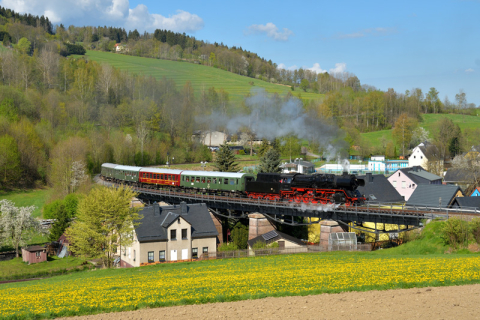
{"left": 295, "top": 202, "right": 340, "bottom": 212}
{"left": 196, "top": 88, "right": 348, "bottom": 158}
{"left": 341, "top": 158, "right": 350, "bottom": 173}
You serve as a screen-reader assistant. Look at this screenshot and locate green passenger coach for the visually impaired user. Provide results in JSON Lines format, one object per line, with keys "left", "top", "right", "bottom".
{"left": 180, "top": 170, "right": 254, "bottom": 192}
{"left": 114, "top": 165, "right": 141, "bottom": 184}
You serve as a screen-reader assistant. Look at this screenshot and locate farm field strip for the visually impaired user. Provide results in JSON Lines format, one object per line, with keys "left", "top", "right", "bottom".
{"left": 83, "top": 51, "right": 323, "bottom": 102}
{"left": 1, "top": 254, "right": 480, "bottom": 319}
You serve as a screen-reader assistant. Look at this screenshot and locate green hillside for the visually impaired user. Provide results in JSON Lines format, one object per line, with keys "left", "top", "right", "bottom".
{"left": 361, "top": 113, "right": 480, "bottom": 148}
{"left": 84, "top": 50, "right": 324, "bottom": 103}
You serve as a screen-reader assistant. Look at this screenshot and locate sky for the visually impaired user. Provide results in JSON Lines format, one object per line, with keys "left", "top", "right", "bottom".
{"left": 2, "top": 0, "right": 479, "bottom": 105}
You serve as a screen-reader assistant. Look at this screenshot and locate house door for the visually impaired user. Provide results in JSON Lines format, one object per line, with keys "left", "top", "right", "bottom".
{"left": 278, "top": 241, "right": 285, "bottom": 249}
{"left": 182, "top": 249, "right": 188, "bottom": 260}
{"left": 171, "top": 250, "right": 177, "bottom": 261}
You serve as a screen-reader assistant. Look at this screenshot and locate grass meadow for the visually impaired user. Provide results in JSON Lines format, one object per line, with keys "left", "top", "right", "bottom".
{"left": 1, "top": 251, "right": 479, "bottom": 319}
{"left": 83, "top": 51, "right": 324, "bottom": 103}
{"left": 0, "top": 188, "right": 53, "bottom": 218}
{"left": 0, "top": 257, "right": 88, "bottom": 281}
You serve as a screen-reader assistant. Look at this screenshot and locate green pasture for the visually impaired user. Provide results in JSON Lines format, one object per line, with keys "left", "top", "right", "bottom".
{"left": 0, "top": 188, "right": 53, "bottom": 218}
{"left": 83, "top": 50, "right": 324, "bottom": 103}
{"left": 0, "top": 256, "right": 88, "bottom": 281}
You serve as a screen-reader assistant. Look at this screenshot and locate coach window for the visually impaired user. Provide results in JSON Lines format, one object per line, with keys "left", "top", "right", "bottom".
{"left": 185, "top": 176, "right": 188, "bottom": 181}
{"left": 191, "top": 176, "right": 195, "bottom": 182}
{"left": 196, "top": 177, "right": 200, "bottom": 183}
{"left": 202, "top": 177, "right": 205, "bottom": 183}
{"left": 218, "top": 178, "right": 222, "bottom": 184}
{"left": 213, "top": 178, "right": 217, "bottom": 184}
{"left": 224, "top": 178, "right": 228, "bottom": 185}
{"left": 236, "top": 179, "right": 239, "bottom": 185}
{"left": 207, "top": 178, "right": 211, "bottom": 183}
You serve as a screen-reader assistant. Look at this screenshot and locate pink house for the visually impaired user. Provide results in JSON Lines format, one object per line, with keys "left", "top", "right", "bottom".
{"left": 388, "top": 166, "right": 442, "bottom": 201}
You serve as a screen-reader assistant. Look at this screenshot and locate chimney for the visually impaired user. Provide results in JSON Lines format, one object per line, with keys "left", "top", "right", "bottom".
{"left": 154, "top": 203, "right": 160, "bottom": 216}
{"left": 366, "top": 172, "right": 373, "bottom": 183}
{"left": 180, "top": 201, "right": 188, "bottom": 214}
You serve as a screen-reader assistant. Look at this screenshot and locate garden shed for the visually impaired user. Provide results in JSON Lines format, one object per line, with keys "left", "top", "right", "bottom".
{"left": 21, "top": 245, "right": 47, "bottom": 264}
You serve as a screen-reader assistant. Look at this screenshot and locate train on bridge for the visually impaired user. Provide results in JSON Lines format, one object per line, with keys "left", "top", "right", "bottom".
{"left": 101, "top": 163, "right": 366, "bottom": 206}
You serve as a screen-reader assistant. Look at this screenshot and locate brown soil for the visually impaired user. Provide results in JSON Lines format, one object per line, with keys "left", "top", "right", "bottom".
{"left": 62, "top": 284, "right": 480, "bottom": 320}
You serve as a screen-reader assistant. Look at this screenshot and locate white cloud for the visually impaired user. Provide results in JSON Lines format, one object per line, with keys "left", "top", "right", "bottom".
{"left": 277, "top": 63, "right": 297, "bottom": 70}
{"left": 0, "top": 0, "right": 204, "bottom": 33}
{"left": 309, "top": 63, "right": 327, "bottom": 73}
{"left": 465, "top": 68, "right": 475, "bottom": 73}
{"left": 329, "top": 63, "right": 347, "bottom": 74}
{"left": 246, "top": 22, "right": 293, "bottom": 41}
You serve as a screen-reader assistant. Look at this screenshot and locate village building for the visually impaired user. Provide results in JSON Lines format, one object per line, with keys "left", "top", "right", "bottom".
{"left": 367, "top": 155, "right": 409, "bottom": 173}
{"left": 119, "top": 202, "right": 218, "bottom": 267}
{"left": 280, "top": 160, "right": 315, "bottom": 174}
{"left": 192, "top": 130, "right": 228, "bottom": 147}
{"left": 450, "top": 196, "right": 480, "bottom": 210}
{"left": 387, "top": 166, "right": 442, "bottom": 201}
{"left": 21, "top": 245, "right": 47, "bottom": 264}
{"left": 408, "top": 142, "right": 443, "bottom": 170}
{"left": 247, "top": 230, "right": 306, "bottom": 252}
{"left": 470, "top": 187, "right": 480, "bottom": 197}
{"left": 406, "top": 184, "right": 463, "bottom": 208}
{"left": 356, "top": 173, "right": 404, "bottom": 202}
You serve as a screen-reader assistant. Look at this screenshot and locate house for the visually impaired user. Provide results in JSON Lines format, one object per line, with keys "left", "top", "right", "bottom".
{"left": 114, "top": 43, "right": 128, "bottom": 53}
{"left": 119, "top": 202, "right": 218, "bottom": 267}
{"left": 408, "top": 142, "right": 443, "bottom": 170}
{"left": 318, "top": 163, "right": 366, "bottom": 174}
{"left": 471, "top": 188, "right": 480, "bottom": 197}
{"left": 443, "top": 168, "right": 473, "bottom": 186}
{"left": 21, "top": 245, "right": 47, "bottom": 264}
{"left": 367, "top": 156, "right": 409, "bottom": 173}
{"left": 356, "top": 173, "right": 404, "bottom": 203}
{"left": 192, "top": 130, "right": 228, "bottom": 147}
{"left": 247, "top": 230, "right": 306, "bottom": 252}
{"left": 450, "top": 197, "right": 480, "bottom": 210}
{"left": 387, "top": 166, "right": 442, "bottom": 201}
{"left": 406, "top": 184, "right": 463, "bottom": 208}
{"left": 280, "top": 160, "right": 315, "bottom": 174}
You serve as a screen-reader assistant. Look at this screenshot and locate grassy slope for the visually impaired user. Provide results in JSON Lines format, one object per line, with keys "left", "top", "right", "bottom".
{"left": 361, "top": 113, "right": 480, "bottom": 148}
{"left": 0, "top": 188, "right": 53, "bottom": 218}
{"left": 0, "top": 257, "right": 87, "bottom": 281}
{"left": 84, "top": 50, "right": 324, "bottom": 103}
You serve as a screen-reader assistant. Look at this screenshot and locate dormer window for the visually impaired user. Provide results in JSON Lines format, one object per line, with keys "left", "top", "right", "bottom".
{"left": 178, "top": 218, "right": 180, "bottom": 224}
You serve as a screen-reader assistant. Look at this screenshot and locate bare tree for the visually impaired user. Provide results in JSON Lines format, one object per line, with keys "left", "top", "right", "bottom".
{"left": 97, "top": 64, "right": 114, "bottom": 103}
{"left": 37, "top": 48, "right": 59, "bottom": 89}
{"left": 136, "top": 121, "right": 149, "bottom": 165}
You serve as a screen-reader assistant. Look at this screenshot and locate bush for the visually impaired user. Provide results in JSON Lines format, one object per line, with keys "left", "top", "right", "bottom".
{"left": 230, "top": 222, "right": 248, "bottom": 249}
{"left": 469, "top": 218, "right": 480, "bottom": 244}
{"left": 43, "top": 200, "right": 62, "bottom": 219}
{"left": 441, "top": 218, "right": 469, "bottom": 248}
{"left": 217, "top": 242, "right": 239, "bottom": 252}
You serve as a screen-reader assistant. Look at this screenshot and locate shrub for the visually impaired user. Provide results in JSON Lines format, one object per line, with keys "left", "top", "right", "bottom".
{"left": 217, "top": 242, "right": 239, "bottom": 252}
{"left": 469, "top": 218, "right": 480, "bottom": 244}
{"left": 441, "top": 218, "right": 469, "bottom": 248}
{"left": 230, "top": 222, "right": 248, "bottom": 249}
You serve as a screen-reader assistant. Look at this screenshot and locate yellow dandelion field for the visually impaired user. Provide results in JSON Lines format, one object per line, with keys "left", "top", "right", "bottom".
{"left": 1, "top": 254, "right": 480, "bottom": 318}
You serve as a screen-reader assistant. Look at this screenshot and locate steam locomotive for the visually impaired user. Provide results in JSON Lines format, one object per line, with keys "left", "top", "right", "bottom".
{"left": 101, "top": 163, "right": 365, "bottom": 206}
{"left": 245, "top": 172, "right": 365, "bottom": 205}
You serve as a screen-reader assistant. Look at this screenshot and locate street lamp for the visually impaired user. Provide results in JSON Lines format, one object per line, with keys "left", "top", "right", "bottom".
{"left": 201, "top": 161, "right": 208, "bottom": 170}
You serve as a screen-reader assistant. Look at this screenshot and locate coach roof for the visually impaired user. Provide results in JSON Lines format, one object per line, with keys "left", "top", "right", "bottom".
{"left": 180, "top": 170, "right": 247, "bottom": 178}
{"left": 115, "top": 165, "right": 142, "bottom": 172}
{"left": 140, "top": 168, "right": 183, "bottom": 175}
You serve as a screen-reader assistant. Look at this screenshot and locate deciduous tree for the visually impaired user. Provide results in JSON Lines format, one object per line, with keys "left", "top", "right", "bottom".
{"left": 392, "top": 113, "right": 417, "bottom": 156}
{"left": 0, "top": 199, "right": 40, "bottom": 257}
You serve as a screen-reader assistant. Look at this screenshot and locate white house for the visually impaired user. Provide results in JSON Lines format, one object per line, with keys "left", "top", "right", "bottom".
{"left": 192, "top": 131, "right": 228, "bottom": 147}
{"left": 409, "top": 142, "right": 442, "bottom": 170}
{"left": 280, "top": 160, "right": 315, "bottom": 174}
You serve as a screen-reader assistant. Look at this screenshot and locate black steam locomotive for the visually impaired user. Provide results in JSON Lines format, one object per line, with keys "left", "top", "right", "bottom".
{"left": 245, "top": 172, "right": 365, "bottom": 205}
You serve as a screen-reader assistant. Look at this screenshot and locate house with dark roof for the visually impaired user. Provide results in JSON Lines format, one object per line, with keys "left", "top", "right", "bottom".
{"left": 408, "top": 142, "right": 443, "bottom": 170}
{"left": 444, "top": 168, "right": 475, "bottom": 186}
{"left": 406, "top": 184, "right": 464, "bottom": 208}
{"left": 280, "top": 159, "right": 315, "bottom": 174}
{"left": 356, "top": 173, "right": 404, "bottom": 202}
{"left": 450, "top": 197, "right": 480, "bottom": 210}
{"left": 119, "top": 202, "right": 218, "bottom": 267}
{"left": 387, "top": 166, "right": 442, "bottom": 201}
{"left": 247, "top": 230, "right": 306, "bottom": 252}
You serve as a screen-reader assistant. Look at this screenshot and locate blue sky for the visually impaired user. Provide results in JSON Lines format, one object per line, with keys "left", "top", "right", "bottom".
{"left": 3, "top": 0, "right": 479, "bottom": 105}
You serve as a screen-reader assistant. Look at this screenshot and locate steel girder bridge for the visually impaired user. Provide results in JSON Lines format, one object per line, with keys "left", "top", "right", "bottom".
{"left": 125, "top": 185, "right": 464, "bottom": 234}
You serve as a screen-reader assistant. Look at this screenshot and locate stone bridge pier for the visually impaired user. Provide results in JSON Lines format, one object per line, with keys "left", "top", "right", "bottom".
{"left": 248, "top": 213, "right": 276, "bottom": 240}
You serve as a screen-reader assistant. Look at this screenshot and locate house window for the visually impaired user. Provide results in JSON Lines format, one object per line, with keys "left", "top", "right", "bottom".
{"left": 159, "top": 250, "right": 165, "bottom": 262}
{"left": 402, "top": 181, "right": 406, "bottom": 189}
{"left": 133, "top": 250, "right": 136, "bottom": 262}
{"left": 421, "top": 156, "right": 423, "bottom": 159}
{"left": 203, "top": 247, "right": 208, "bottom": 254}
{"left": 192, "top": 248, "right": 198, "bottom": 259}
{"left": 178, "top": 218, "right": 181, "bottom": 224}
{"left": 171, "top": 229, "right": 177, "bottom": 240}
{"left": 414, "top": 156, "right": 416, "bottom": 159}
{"left": 392, "top": 180, "right": 396, "bottom": 188}
{"left": 182, "top": 228, "right": 188, "bottom": 239}
{"left": 36, "top": 251, "right": 41, "bottom": 257}
{"left": 148, "top": 251, "right": 154, "bottom": 263}
{"left": 398, "top": 173, "right": 400, "bottom": 176}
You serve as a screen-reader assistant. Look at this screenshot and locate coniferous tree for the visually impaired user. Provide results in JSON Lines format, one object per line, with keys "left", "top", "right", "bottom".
{"left": 257, "top": 139, "right": 270, "bottom": 157}
{"left": 258, "top": 148, "right": 281, "bottom": 173}
{"left": 214, "top": 143, "right": 239, "bottom": 172}
{"left": 48, "top": 203, "right": 70, "bottom": 242}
